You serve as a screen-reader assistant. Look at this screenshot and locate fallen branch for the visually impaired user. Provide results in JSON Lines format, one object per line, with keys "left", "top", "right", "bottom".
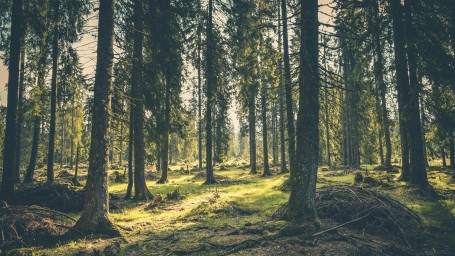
{"left": 312, "top": 213, "right": 370, "bottom": 237}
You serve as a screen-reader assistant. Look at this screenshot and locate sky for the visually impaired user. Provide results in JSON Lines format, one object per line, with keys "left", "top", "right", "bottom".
{"left": 0, "top": 0, "right": 334, "bottom": 130}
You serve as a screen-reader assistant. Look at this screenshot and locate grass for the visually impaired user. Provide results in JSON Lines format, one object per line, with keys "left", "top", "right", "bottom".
{"left": 8, "top": 162, "right": 455, "bottom": 255}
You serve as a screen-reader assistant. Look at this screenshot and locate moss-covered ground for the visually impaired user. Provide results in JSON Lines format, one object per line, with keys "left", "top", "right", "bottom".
{"left": 7, "top": 160, "right": 455, "bottom": 255}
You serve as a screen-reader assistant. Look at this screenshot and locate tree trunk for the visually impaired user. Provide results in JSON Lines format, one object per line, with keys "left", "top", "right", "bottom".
{"left": 289, "top": 0, "right": 319, "bottom": 224}
{"left": 131, "top": 0, "right": 151, "bottom": 199}
{"left": 272, "top": 101, "right": 279, "bottom": 166}
{"left": 119, "top": 117, "right": 123, "bottom": 167}
{"left": 204, "top": 0, "right": 216, "bottom": 184}
{"left": 70, "top": 103, "right": 75, "bottom": 169}
{"left": 60, "top": 109, "right": 65, "bottom": 169}
{"left": 24, "top": 117, "right": 40, "bottom": 183}
{"left": 15, "top": 50, "right": 26, "bottom": 183}
{"left": 322, "top": 38, "right": 331, "bottom": 167}
{"left": 158, "top": 76, "right": 171, "bottom": 184}
{"left": 0, "top": 0, "right": 24, "bottom": 200}
{"left": 402, "top": 0, "right": 429, "bottom": 187}
{"left": 125, "top": 106, "right": 134, "bottom": 199}
{"left": 248, "top": 86, "right": 257, "bottom": 174}
{"left": 46, "top": 0, "right": 60, "bottom": 183}
{"left": 441, "top": 144, "right": 447, "bottom": 168}
{"left": 197, "top": 1, "right": 203, "bottom": 172}
{"left": 261, "top": 61, "right": 271, "bottom": 176}
{"left": 281, "top": 0, "right": 295, "bottom": 174}
{"left": 373, "top": 0, "right": 392, "bottom": 169}
{"left": 74, "top": 0, "right": 119, "bottom": 236}
{"left": 277, "top": 2, "right": 287, "bottom": 173}
{"left": 450, "top": 133, "right": 455, "bottom": 168}
{"left": 390, "top": 0, "right": 411, "bottom": 182}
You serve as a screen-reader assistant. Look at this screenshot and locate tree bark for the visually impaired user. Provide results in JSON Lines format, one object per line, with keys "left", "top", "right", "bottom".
{"left": 1, "top": 0, "right": 24, "bottom": 200}
{"left": 204, "top": 0, "right": 216, "bottom": 184}
{"left": 197, "top": 0, "right": 203, "bottom": 172}
{"left": 442, "top": 144, "right": 447, "bottom": 168}
{"left": 281, "top": 0, "right": 296, "bottom": 175}
{"left": 372, "top": 0, "right": 392, "bottom": 169}
{"left": 248, "top": 85, "right": 257, "bottom": 174}
{"left": 74, "top": 0, "right": 119, "bottom": 236}
{"left": 125, "top": 106, "right": 134, "bottom": 199}
{"left": 260, "top": 58, "right": 271, "bottom": 176}
{"left": 450, "top": 133, "right": 455, "bottom": 168}
{"left": 14, "top": 50, "right": 26, "bottom": 183}
{"left": 277, "top": 2, "right": 287, "bottom": 173}
{"left": 131, "top": 0, "right": 151, "bottom": 199}
{"left": 158, "top": 76, "right": 171, "bottom": 184}
{"left": 47, "top": 0, "right": 60, "bottom": 183}
{"left": 289, "top": 0, "right": 319, "bottom": 224}
{"left": 403, "top": 0, "right": 429, "bottom": 187}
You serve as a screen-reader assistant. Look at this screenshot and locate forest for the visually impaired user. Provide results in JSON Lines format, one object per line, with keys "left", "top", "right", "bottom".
{"left": 0, "top": 0, "right": 454, "bottom": 255}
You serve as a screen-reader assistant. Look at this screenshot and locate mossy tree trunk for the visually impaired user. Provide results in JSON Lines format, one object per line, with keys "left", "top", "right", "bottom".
{"left": 74, "top": 0, "right": 119, "bottom": 236}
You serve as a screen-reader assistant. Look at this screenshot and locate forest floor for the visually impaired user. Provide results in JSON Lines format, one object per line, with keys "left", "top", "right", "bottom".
{"left": 5, "top": 160, "right": 455, "bottom": 256}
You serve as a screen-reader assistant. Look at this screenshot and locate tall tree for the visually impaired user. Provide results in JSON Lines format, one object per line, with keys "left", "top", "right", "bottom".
{"left": 14, "top": 49, "right": 26, "bottom": 183}
{"left": 372, "top": 0, "right": 392, "bottom": 169}
{"left": 390, "top": 0, "right": 429, "bottom": 188}
{"left": 204, "top": 0, "right": 216, "bottom": 184}
{"left": 0, "top": 0, "right": 24, "bottom": 200}
{"left": 74, "top": 0, "right": 119, "bottom": 236}
{"left": 131, "top": 0, "right": 152, "bottom": 199}
{"left": 277, "top": 1, "right": 287, "bottom": 173}
{"left": 281, "top": 0, "right": 295, "bottom": 175}
{"left": 289, "top": 0, "right": 319, "bottom": 224}
{"left": 46, "top": 0, "right": 59, "bottom": 183}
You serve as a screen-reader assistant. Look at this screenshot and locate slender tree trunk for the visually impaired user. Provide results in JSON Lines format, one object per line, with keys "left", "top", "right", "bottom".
{"left": 204, "top": 0, "right": 216, "bottom": 184}
{"left": 0, "top": 0, "right": 24, "bottom": 200}
{"left": 125, "top": 107, "right": 134, "bottom": 199}
{"left": 14, "top": 50, "right": 26, "bottom": 183}
{"left": 248, "top": 86, "right": 257, "bottom": 174}
{"left": 442, "top": 144, "right": 447, "bottom": 168}
{"left": 23, "top": 49, "right": 47, "bottom": 183}
{"left": 131, "top": 0, "right": 151, "bottom": 199}
{"left": 158, "top": 76, "right": 171, "bottom": 184}
{"left": 24, "top": 117, "right": 40, "bottom": 183}
{"left": 402, "top": 0, "right": 429, "bottom": 187}
{"left": 372, "top": 0, "right": 392, "bottom": 169}
{"left": 420, "top": 99, "right": 429, "bottom": 167}
{"left": 272, "top": 101, "right": 278, "bottom": 166}
{"left": 261, "top": 61, "right": 271, "bottom": 176}
{"left": 289, "top": 0, "right": 319, "bottom": 224}
{"left": 74, "top": 0, "right": 119, "bottom": 236}
{"left": 47, "top": 0, "right": 60, "bottom": 183}
{"left": 450, "top": 133, "right": 455, "bottom": 168}
{"left": 322, "top": 39, "right": 331, "bottom": 167}
{"left": 119, "top": 117, "right": 123, "bottom": 166}
{"left": 281, "top": 0, "right": 295, "bottom": 174}
{"left": 72, "top": 144, "right": 80, "bottom": 186}
{"left": 70, "top": 103, "right": 75, "bottom": 169}
{"left": 60, "top": 108, "right": 65, "bottom": 169}
{"left": 277, "top": 2, "right": 287, "bottom": 173}
{"left": 197, "top": 1, "right": 203, "bottom": 172}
